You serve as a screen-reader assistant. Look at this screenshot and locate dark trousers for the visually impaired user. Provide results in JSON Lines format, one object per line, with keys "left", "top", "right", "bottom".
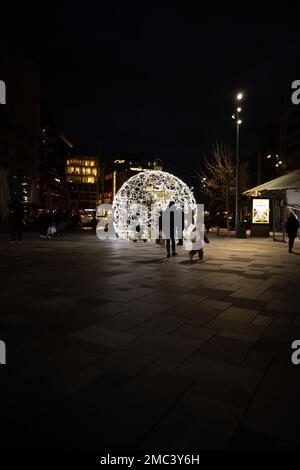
{"left": 11, "top": 223, "right": 22, "bottom": 241}
{"left": 288, "top": 235, "right": 296, "bottom": 252}
{"left": 189, "top": 248, "right": 203, "bottom": 258}
{"left": 166, "top": 238, "right": 176, "bottom": 253}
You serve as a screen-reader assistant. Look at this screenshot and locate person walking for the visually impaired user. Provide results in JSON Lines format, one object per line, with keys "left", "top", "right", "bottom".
{"left": 285, "top": 212, "right": 299, "bottom": 253}
{"left": 39, "top": 211, "right": 50, "bottom": 238}
{"left": 186, "top": 226, "right": 210, "bottom": 262}
{"left": 10, "top": 202, "right": 24, "bottom": 243}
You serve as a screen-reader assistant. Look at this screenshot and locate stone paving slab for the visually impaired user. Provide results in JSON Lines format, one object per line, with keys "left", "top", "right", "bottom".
{"left": 0, "top": 233, "right": 300, "bottom": 449}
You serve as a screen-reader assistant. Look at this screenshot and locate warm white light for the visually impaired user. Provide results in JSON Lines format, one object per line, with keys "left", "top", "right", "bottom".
{"left": 113, "top": 170, "right": 197, "bottom": 241}
{"left": 237, "top": 107, "right": 242, "bottom": 112}
{"left": 232, "top": 115, "right": 236, "bottom": 120}
{"left": 237, "top": 119, "right": 242, "bottom": 125}
{"left": 267, "top": 155, "right": 272, "bottom": 159}
{"left": 237, "top": 93, "right": 243, "bottom": 101}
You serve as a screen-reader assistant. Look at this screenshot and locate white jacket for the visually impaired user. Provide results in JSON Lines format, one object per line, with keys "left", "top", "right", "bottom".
{"left": 184, "top": 230, "right": 204, "bottom": 251}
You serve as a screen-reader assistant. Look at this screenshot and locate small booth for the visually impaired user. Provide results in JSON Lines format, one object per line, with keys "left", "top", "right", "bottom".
{"left": 243, "top": 169, "right": 300, "bottom": 241}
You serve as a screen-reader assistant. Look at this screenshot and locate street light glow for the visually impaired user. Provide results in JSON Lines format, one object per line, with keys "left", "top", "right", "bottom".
{"left": 237, "top": 119, "right": 242, "bottom": 125}
{"left": 237, "top": 93, "right": 243, "bottom": 101}
{"left": 237, "top": 107, "right": 242, "bottom": 112}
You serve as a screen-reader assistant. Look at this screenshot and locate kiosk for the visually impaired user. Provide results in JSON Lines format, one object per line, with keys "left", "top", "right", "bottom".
{"left": 251, "top": 198, "right": 270, "bottom": 237}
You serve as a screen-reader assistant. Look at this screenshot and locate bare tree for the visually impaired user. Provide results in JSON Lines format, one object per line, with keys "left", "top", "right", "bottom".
{"left": 199, "top": 143, "right": 235, "bottom": 231}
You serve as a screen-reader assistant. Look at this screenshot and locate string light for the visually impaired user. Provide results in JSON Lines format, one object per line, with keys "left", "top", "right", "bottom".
{"left": 113, "top": 170, "right": 197, "bottom": 240}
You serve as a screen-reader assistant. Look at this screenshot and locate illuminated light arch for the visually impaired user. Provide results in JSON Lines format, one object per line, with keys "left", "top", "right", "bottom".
{"left": 112, "top": 170, "right": 197, "bottom": 240}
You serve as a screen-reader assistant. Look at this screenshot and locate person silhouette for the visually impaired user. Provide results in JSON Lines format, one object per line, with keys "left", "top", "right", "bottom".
{"left": 285, "top": 212, "right": 299, "bottom": 253}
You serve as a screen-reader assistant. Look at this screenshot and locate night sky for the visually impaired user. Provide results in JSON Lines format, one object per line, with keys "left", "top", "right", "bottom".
{"left": 3, "top": 1, "right": 300, "bottom": 177}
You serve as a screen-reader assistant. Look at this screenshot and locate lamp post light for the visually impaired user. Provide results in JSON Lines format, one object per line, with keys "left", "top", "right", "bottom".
{"left": 232, "top": 92, "right": 243, "bottom": 236}
{"left": 266, "top": 153, "right": 284, "bottom": 171}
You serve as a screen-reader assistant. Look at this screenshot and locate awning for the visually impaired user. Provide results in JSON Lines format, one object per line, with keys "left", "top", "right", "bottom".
{"left": 243, "top": 169, "right": 300, "bottom": 196}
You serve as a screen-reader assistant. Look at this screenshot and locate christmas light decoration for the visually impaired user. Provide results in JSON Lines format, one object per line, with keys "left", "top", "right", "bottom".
{"left": 112, "top": 170, "right": 197, "bottom": 241}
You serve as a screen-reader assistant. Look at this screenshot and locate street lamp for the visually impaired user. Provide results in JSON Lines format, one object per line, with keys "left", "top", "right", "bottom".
{"left": 232, "top": 92, "right": 243, "bottom": 236}
{"left": 266, "top": 153, "right": 284, "bottom": 170}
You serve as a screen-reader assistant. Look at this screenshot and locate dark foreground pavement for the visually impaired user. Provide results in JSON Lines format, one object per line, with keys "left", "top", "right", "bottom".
{"left": 0, "top": 233, "right": 300, "bottom": 450}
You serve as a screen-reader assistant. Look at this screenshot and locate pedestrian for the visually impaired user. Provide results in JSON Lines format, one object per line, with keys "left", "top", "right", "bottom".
{"left": 177, "top": 210, "right": 184, "bottom": 246}
{"left": 165, "top": 201, "right": 178, "bottom": 258}
{"left": 71, "top": 212, "right": 81, "bottom": 233}
{"left": 285, "top": 212, "right": 299, "bottom": 253}
{"left": 186, "top": 226, "right": 210, "bottom": 263}
{"left": 131, "top": 224, "right": 147, "bottom": 243}
{"left": 215, "top": 212, "right": 222, "bottom": 236}
{"left": 54, "top": 211, "right": 65, "bottom": 236}
{"left": 38, "top": 212, "right": 46, "bottom": 238}
{"left": 204, "top": 214, "right": 212, "bottom": 234}
{"left": 10, "top": 202, "right": 24, "bottom": 243}
{"left": 44, "top": 211, "right": 53, "bottom": 238}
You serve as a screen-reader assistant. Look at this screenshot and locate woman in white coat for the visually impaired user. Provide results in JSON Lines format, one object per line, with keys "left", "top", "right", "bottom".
{"left": 185, "top": 226, "right": 209, "bottom": 262}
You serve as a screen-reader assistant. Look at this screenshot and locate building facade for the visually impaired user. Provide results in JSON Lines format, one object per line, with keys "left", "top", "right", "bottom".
{"left": 66, "top": 156, "right": 99, "bottom": 210}
{"left": 279, "top": 104, "right": 300, "bottom": 171}
{"left": 99, "top": 158, "right": 163, "bottom": 204}
{"left": 0, "top": 57, "right": 41, "bottom": 203}
{"left": 257, "top": 103, "right": 300, "bottom": 185}
{"left": 39, "top": 107, "right": 74, "bottom": 210}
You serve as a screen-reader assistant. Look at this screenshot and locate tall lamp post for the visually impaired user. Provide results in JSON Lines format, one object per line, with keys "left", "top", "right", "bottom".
{"left": 232, "top": 93, "right": 243, "bottom": 236}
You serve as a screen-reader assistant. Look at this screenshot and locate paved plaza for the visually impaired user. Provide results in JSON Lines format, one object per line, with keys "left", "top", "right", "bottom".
{"left": 0, "top": 232, "right": 300, "bottom": 449}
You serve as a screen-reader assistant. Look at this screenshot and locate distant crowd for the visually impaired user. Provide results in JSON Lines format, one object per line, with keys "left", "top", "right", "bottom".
{"left": 38, "top": 210, "right": 82, "bottom": 238}
{"left": 8, "top": 203, "right": 97, "bottom": 242}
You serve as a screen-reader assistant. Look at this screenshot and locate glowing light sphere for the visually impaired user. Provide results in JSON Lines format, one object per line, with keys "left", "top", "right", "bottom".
{"left": 113, "top": 170, "right": 197, "bottom": 240}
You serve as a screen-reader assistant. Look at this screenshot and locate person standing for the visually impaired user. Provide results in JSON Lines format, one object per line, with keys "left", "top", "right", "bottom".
{"left": 54, "top": 211, "right": 65, "bottom": 236}
{"left": 71, "top": 211, "right": 81, "bottom": 233}
{"left": 38, "top": 212, "right": 46, "bottom": 238}
{"left": 10, "top": 202, "right": 24, "bottom": 243}
{"left": 164, "top": 201, "right": 178, "bottom": 258}
{"left": 285, "top": 212, "right": 299, "bottom": 253}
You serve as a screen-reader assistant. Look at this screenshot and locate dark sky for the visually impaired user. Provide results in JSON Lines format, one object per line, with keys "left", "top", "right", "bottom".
{"left": 3, "top": 1, "right": 300, "bottom": 177}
